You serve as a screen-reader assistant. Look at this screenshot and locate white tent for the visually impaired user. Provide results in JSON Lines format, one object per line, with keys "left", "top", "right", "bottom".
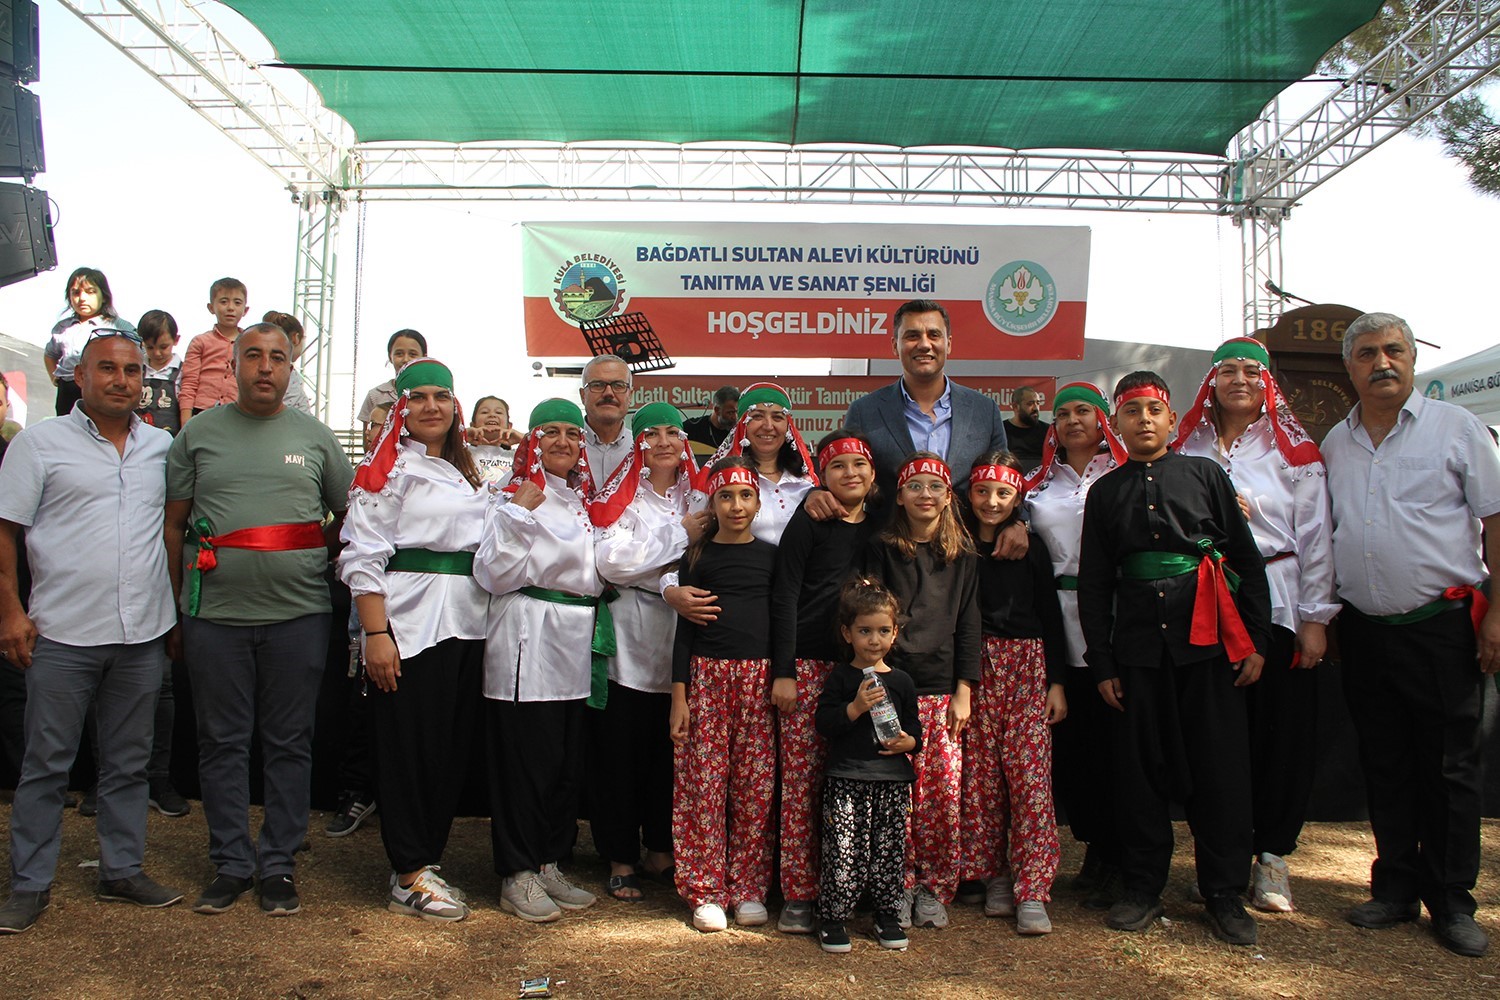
{"left": 1418, "top": 343, "right": 1500, "bottom": 427}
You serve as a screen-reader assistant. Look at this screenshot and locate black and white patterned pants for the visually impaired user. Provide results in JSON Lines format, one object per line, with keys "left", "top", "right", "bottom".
{"left": 817, "top": 775, "right": 911, "bottom": 923}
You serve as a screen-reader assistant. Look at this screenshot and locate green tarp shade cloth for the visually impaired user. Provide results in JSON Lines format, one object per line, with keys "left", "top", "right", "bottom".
{"left": 228, "top": 1, "right": 1381, "bottom": 155}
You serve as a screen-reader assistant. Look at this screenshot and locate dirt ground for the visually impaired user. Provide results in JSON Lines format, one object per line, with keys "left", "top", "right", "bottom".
{"left": 0, "top": 806, "right": 1496, "bottom": 999}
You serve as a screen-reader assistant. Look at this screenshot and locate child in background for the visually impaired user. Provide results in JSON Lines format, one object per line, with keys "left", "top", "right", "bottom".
{"left": 815, "top": 580, "right": 921, "bottom": 954}
{"left": 358, "top": 330, "right": 428, "bottom": 436}
{"left": 1078, "top": 371, "right": 1271, "bottom": 947}
{"left": 959, "top": 452, "right": 1067, "bottom": 935}
{"left": 468, "top": 396, "right": 523, "bottom": 485}
{"left": 262, "top": 311, "right": 313, "bottom": 415}
{"left": 770, "top": 429, "right": 881, "bottom": 935}
{"left": 45, "top": 267, "right": 135, "bottom": 416}
{"left": 179, "top": 277, "right": 249, "bottom": 423}
{"left": 860, "top": 452, "right": 980, "bottom": 931}
{"left": 137, "top": 310, "right": 182, "bottom": 436}
{"left": 670, "top": 456, "right": 784, "bottom": 933}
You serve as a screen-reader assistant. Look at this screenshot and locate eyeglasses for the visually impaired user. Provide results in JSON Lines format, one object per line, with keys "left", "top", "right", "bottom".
{"left": 902, "top": 481, "right": 950, "bottom": 497}
{"left": 86, "top": 328, "right": 144, "bottom": 346}
{"left": 584, "top": 380, "right": 631, "bottom": 394}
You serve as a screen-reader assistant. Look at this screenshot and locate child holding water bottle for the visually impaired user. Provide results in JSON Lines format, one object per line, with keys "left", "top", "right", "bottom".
{"left": 814, "top": 580, "right": 922, "bottom": 954}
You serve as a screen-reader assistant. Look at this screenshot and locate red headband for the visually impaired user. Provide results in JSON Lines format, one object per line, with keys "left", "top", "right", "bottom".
{"left": 970, "top": 464, "right": 1024, "bottom": 491}
{"left": 706, "top": 466, "right": 758, "bottom": 494}
{"left": 1114, "top": 385, "right": 1171, "bottom": 408}
{"left": 897, "top": 456, "right": 952, "bottom": 488}
{"left": 818, "top": 437, "right": 874, "bottom": 473}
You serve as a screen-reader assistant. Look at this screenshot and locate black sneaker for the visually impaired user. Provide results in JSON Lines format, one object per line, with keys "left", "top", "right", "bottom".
{"left": 955, "top": 879, "right": 985, "bottom": 905}
{"left": 78, "top": 784, "right": 98, "bottom": 817}
{"left": 1434, "top": 913, "right": 1490, "bottom": 958}
{"left": 0, "top": 890, "right": 50, "bottom": 934}
{"left": 1083, "top": 864, "right": 1123, "bottom": 910}
{"left": 97, "top": 873, "right": 183, "bottom": 908}
{"left": 1106, "top": 893, "right": 1165, "bottom": 932}
{"left": 193, "top": 874, "right": 255, "bottom": 914}
{"left": 148, "top": 780, "right": 191, "bottom": 818}
{"left": 1346, "top": 898, "right": 1421, "bottom": 929}
{"left": 259, "top": 874, "right": 301, "bottom": 916}
{"left": 324, "top": 791, "right": 377, "bottom": 837}
{"left": 818, "top": 922, "right": 852, "bottom": 954}
{"left": 874, "top": 910, "right": 909, "bottom": 950}
{"left": 1072, "top": 845, "right": 1105, "bottom": 891}
{"left": 1205, "top": 893, "right": 1258, "bottom": 946}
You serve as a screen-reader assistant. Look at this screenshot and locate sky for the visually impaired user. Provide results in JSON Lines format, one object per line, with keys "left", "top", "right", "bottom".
{"left": 2, "top": 3, "right": 1497, "bottom": 428}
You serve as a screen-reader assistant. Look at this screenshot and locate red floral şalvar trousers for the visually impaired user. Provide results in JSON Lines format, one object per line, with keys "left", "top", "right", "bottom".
{"left": 673, "top": 656, "right": 776, "bottom": 909}
{"left": 777, "top": 658, "right": 836, "bottom": 903}
{"left": 905, "top": 693, "right": 963, "bottom": 903}
{"left": 959, "top": 636, "right": 1060, "bottom": 902}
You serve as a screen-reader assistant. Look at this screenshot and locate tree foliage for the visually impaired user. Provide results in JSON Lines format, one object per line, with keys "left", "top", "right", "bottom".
{"left": 1319, "top": 2, "right": 1499, "bottom": 198}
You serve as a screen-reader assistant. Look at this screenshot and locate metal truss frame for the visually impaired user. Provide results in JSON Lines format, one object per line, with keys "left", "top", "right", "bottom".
{"left": 56, "top": 0, "right": 1500, "bottom": 351}
{"left": 292, "top": 189, "right": 342, "bottom": 419}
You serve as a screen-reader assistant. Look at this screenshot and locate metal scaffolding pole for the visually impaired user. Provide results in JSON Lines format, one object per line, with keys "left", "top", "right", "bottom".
{"left": 292, "top": 189, "right": 343, "bottom": 421}
{"left": 1236, "top": 208, "right": 1285, "bottom": 336}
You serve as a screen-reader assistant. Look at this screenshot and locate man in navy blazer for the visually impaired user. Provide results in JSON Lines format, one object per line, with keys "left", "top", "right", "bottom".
{"left": 842, "top": 299, "right": 1009, "bottom": 497}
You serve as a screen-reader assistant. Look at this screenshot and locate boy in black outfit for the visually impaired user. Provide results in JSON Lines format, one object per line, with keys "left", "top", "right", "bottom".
{"left": 1077, "top": 371, "right": 1271, "bottom": 946}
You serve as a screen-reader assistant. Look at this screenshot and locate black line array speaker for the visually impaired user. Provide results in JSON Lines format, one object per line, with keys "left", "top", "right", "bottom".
{"left": 0, "top": 0, "right": 50, "bottom": 289}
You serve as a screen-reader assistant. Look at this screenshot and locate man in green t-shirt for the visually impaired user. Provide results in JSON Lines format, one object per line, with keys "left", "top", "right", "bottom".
{"left": 165, "top": 323, "right": 354, "bottom": 918}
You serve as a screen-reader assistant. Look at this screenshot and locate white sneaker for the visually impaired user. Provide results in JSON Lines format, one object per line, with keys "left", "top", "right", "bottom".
{"left": 777, "top": 900, "right": 814, "bottom": 934}
{"left": 1015, "top": 900, "right": 1053, "bottom": 935}
{"left": 388, "top": 867, "right": 468, "bottom": 922}
{"left": 538, "top": 863, "right": 596, "bottom": 910}
{"left": 389, "top": 867, "right": 468, "bottom": 904}
{"left": 911, "top": 886, "right": 949, "bottom": 929}
{"left": 896, "top": 888, "right": 913, "bottom": 929}
{"left": 692, "top": 903, "right": 728, "bottom": 932}
{"left": 1250, "top": 854, "right": 1294, "bottom": 913}
{"left": 500, "top": 871, "right": 561, "bottom": 923}
{"left": 984, "top": 875, "right": 1016, "bottom": 918}
{"left": 734, "top": 900, "right": 769, "bottom": 926}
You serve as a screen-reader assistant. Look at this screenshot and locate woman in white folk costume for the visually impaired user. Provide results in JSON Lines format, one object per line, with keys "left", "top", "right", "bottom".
{"left": 475, "top": 398, "right": 604, "bottom": 923}
{"left": 697, "top": 381, "right": 820, "bottom": 545}
{"left": 1022, "top": 382, "right": 1129, "bottom": 909}
{"left": 338, "top": 358, "right": 489, "bottom": 922}
{"left": 588, "top": 402, "right": 700, "bottom": 901}
{"left": 1172, "top": 337, "right": 1337, "bottom": 913}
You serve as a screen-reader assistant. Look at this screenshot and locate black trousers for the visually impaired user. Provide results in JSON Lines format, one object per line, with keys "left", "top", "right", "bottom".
{"left": 818, "top": 776, "right": 909, "bottom": 924}
{"left": 367, "top": 637, "right": 483, "bottom": 874}
{"left": 586, "top": 681, "right": 673, "bottom": 865}
{"left": 1249, "top": 625, "right": 1318, "bottom": 857}
{"left": 53, "top": 379, "right": 81, "bottom": 416}
{"left": 1052, "top": 667, "right": 1122, "bottom": 865}
{"left": 1339, "top": 605, "right": 1483, "bottom": 918}
{"left": 1113, "top": 652, "right": 1252, "bottom": 900}
{"left": 487, "top": 697, "right": 585, "bottom": 875}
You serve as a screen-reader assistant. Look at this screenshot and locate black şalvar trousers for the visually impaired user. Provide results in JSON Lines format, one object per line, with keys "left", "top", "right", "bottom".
{"left": 1248, "top": 625, "right": 1318, "bottom": 858}
{"left": 586, "top": 680, "right": 674, "bottom": 866}
{"left": 1052, "top": 666, "right": 1123, "bottom": 866}
{"left": 1112, "top": 651, "right": 1252, "bottom": 901}
{"left": 1339, "top": 604, "right": 1484, "bottom": 918}
{"left": 367, "top": 636, "right": 483, "bottom": 874}
{"left": 487, "top": 696, "right": 586, "bottom": 875}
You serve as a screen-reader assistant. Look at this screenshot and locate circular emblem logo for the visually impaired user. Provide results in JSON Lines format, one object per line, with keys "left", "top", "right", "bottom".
{"left": 984, "top": 260, "right": 1057, "bottom": 336}
{"left": 551, "top": 253, "right": 629, "bottom": 325}
{"left": 1424, "top": 379, "right": 1444, "bottom": 400}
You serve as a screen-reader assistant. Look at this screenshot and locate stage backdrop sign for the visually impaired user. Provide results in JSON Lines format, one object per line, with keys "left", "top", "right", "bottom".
{"left": 522, "top": 223, "right": 1088, "bottom": 361}
{"left": 634, "top": 374, "right": 1056, "bottom": 451}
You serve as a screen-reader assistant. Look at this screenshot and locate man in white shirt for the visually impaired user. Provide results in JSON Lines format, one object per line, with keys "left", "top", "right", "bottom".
{"left": 1322, "top": 311, "right": 1500, "bottom": 959}
{"left": 0, "top": 332, "right": 183, "bottom": 934}
{"left": 580, "top": 354, "right": 634, "bottom": 483}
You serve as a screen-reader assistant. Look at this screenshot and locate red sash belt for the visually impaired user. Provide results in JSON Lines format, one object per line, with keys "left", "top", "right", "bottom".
{"left": 187, "top": 518, "right": 325, "bottom": 615}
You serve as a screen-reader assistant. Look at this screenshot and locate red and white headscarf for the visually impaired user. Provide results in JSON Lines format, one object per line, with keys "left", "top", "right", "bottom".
{"left": 1171, "top": 337, "right": 1322, "bottom": 468}
{"left": 588, "top": 402, "right": 698, "bottom": 528}
{"left": 1023, "top": 381, "right": 1127, "bottom": 495}
{"left": 352, "top": 357, "right": 463, "bottom": 497}
{"left": 504, "top": 398, "right": 596, "bottom": 502}
{"left": 695, "top": 381, "right": 818, "bottom": 492}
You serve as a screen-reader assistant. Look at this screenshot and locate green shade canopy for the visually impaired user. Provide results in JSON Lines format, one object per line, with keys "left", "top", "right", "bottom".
{"left": 230, "top": 1, "right": 1380, "bottom": 155}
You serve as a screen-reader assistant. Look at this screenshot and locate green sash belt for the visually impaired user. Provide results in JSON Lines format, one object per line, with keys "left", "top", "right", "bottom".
{"left": 520, "top": 586, "right": 619, "bottom": 710}
{"left": 1055, "top": 575, "right": 1079, "bottom": 591}
{"left": 1120, "top": 545, "right": 1241, "bottom": 593}
{"left": 1343, "top": 595, "right": 1467, "bottom": 627}
{"left": 386, "top": 548, "right": 474, "bottom": 576}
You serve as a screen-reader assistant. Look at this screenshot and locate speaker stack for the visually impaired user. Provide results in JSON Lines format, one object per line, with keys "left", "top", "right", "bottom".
{"left": 0, "top": 0, "right": 54, "bottom": 290}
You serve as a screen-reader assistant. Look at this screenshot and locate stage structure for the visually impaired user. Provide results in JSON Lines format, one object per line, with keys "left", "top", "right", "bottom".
{"left": 55, "top": 0, "right": 1500, "bottom": 421}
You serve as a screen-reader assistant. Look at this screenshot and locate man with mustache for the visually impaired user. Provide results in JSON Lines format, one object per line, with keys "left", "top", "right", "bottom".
{"left": 579, "top": 354, "right": 635, "bottom": 483}
{"left": 1321, "top": 312, "right": 1500, "bottom": 958}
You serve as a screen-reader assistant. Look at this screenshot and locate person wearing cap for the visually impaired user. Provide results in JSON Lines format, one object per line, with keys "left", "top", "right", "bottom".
{"left": 579, "top": 354, "right": 636, "bottom": 483}
{"left": 1174, "top": 337, "right": 1338, "bottom": 915}
{"left": 1322, "top": 312, "right": 1500, "bottom": 959}
{"left": 1077, "top": 370, "right": 1271, "bottom": 947}
{"left": 1021, "top": 382, "right": 1128, "bottom": 909}
{"left": 589, "top": 402, "right": 700, "bottom": 901}
{"left": 164, "top": 322, "right": 354, "bottom": 918}
{"left": 0, "top": 331, "right": 182, "bottom": 934}
{"left": 338, "top": 358, "right": 489, "bottom": 923}
{"left": 475, "top": 398, "right": 602, "bottom": 923}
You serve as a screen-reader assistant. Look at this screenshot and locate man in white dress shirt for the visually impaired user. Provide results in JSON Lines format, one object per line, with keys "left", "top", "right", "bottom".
{"left": 1322, "top": 311, "right": 1500, "bottom": 958}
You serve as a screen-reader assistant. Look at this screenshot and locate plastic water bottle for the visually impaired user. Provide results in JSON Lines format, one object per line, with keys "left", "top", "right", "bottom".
{"left": 862, "top": 666, "right": 904, "bottom": 746}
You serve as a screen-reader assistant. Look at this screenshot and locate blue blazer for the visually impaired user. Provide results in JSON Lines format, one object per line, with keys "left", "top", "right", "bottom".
{"left": 842, "top": 378, "right": 1009, "bottom": 497}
